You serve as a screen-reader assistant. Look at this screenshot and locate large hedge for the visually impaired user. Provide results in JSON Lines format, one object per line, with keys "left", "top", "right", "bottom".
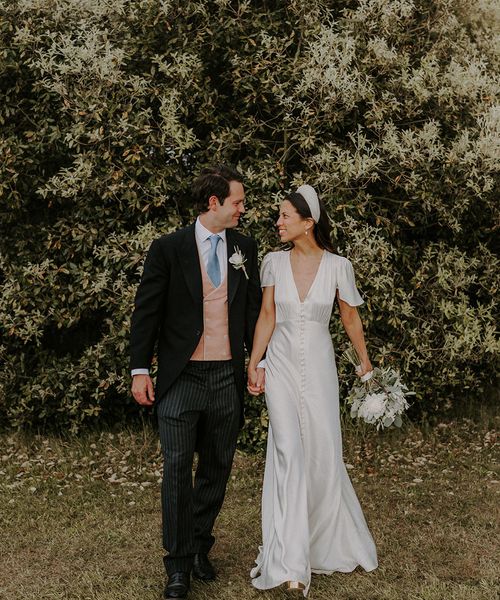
{"left": 0, "top": 0, "right": 498, "bottom": 447}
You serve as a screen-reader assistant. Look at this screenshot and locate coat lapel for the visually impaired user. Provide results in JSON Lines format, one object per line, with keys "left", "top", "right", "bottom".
{"left": 178, "top": 223, "right": 203, "bottom": 304}
{"left": 226, "top": 229, "right": 241, "bottom": 306}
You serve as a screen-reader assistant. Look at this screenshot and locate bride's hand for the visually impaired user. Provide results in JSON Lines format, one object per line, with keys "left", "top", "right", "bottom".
{"left": 247, "top": 366, "right": 265, "bottom": 396}
{"left": 356, "top": 359, "right": 373, "bottom": 378}
{"left": 255, "top": 367, "right": 265, "bottom": 393}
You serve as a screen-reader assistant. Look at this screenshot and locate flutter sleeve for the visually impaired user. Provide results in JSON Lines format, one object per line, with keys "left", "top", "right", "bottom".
{"left": 337, "top": 257, "right": 364, "bottom": 306}
{"left": 260, "top": 253, "right": 275, "bottom": 287}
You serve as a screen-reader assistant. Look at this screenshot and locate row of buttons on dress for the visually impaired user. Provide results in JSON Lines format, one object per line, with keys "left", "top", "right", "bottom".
{"left": 298, "top": 304, "right": 306, "bottom": 442}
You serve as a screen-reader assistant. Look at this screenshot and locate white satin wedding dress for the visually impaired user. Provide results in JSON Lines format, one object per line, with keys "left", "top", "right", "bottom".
{"left": 250, "top": 250, "right": 378, "bottom": 595}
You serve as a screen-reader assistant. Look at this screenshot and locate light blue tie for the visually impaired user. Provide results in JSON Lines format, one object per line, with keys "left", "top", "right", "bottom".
{"left": 207, "top": 234, "right": 221, "bottom": 287}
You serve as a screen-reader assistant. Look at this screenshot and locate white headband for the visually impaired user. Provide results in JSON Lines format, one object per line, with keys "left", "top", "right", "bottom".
{"left": 296, "top": 184, "right": 320, "bottom": 223}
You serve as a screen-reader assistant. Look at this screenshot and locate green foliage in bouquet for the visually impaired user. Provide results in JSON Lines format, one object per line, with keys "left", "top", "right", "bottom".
{"left": 0, "top": 0, "right": 498, "bottom": 448}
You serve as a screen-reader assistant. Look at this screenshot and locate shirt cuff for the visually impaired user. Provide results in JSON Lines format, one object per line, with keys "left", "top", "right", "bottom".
{"left": 131, "top": 369, "right": 149, "bottom": 376}
{"left": 257, "top": 359, "right": 266, "bottom": 369}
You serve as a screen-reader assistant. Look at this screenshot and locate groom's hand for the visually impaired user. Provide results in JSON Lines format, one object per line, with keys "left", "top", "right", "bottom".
{"left": 131, "top": 374, "right": 155, "bottom": 406}
{"left": 255, "top": 367, "right": 265, "bottom": 393}
{"left": 247, "top": 366, "right": 265, "bottom": 396}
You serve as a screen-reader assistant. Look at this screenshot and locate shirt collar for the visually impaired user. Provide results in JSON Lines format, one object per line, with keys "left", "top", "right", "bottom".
{"left": 195, "top": 217, "right": 227, "bottom": 244}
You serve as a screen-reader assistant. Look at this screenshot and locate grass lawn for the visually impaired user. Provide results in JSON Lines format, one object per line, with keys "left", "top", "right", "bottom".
{"left": 0, "top": 415, "right": 498, "bottom": 600}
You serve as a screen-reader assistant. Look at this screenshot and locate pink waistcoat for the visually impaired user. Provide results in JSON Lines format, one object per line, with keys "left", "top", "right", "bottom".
{"left": 191, "top": 255, "right": 232, "bottom": 361}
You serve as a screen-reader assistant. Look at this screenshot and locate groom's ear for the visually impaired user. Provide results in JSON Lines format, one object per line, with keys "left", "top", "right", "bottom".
{"left": 207, "top": 195, "right": 221, "bottom": 211}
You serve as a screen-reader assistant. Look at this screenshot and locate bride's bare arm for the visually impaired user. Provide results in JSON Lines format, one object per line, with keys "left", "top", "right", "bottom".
{"left": 249, "top": 286, "right": 276, "bottom": 368}
{"left": 247, "top": 286, "right": 276, "bottom": 395}
{"left": 338, "top": 295, "right": 373, "bottom": 377}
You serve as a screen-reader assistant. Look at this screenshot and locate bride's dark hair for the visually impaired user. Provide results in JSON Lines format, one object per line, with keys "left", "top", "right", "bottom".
{"left": 285, "top": 191, "right": 336, "bottom": 253}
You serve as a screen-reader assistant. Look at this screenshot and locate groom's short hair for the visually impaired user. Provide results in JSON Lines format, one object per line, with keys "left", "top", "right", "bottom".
{"left": 192, "top": 165, "right": 243, "bottom": 213}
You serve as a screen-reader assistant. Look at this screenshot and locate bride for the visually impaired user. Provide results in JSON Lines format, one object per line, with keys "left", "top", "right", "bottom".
{"left": 247, "top": 185, "right": 378, "bottom": 595}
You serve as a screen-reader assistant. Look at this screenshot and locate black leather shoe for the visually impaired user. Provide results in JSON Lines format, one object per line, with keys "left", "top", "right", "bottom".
{"left": 192, "top": 553, "right": 216, "bottom": 581}
{"left": 164, "top": 572, "right": 190, "bottom": 598}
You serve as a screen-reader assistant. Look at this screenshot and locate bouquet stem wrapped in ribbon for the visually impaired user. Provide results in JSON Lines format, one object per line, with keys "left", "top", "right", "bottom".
{"left": 342, "top": 346, "right": 414, "bottom": 430}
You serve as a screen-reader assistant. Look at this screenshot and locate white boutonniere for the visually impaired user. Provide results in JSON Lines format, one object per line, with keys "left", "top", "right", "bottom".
{"left": 229, "top": 246, "right": 249, "bottom": 279}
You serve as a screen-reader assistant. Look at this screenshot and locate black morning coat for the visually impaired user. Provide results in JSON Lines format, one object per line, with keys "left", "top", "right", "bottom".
{"left": 129, "top": 223, "right": 262, "bottom": 424}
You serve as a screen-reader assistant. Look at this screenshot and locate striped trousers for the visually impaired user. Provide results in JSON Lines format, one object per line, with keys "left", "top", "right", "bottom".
{"left": 157, "top": 360, "right": 240, "bottom": 575}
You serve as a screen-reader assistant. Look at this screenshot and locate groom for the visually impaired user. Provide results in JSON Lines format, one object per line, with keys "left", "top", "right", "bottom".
{"left": 129, "top": 165, "right": 262, "bottom": 599}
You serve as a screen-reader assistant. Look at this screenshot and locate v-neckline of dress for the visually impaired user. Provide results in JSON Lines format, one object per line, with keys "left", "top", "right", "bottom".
{"left": 288, "top": 249, "right": 326, "bottom": 304}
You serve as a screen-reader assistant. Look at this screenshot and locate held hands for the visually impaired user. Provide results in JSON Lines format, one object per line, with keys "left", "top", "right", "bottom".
{"left": 247, "top": 366, "right": 265, "bottom": 396}
{"left": 131, "top": 374, "right": 155, "bottom": 406}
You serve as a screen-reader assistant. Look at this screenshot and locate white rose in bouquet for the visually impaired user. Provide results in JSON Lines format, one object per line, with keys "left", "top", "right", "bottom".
{"left": 357, "top": 393, "right": 387, "bottom": 423}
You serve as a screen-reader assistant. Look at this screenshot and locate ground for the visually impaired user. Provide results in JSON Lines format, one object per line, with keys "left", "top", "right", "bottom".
{"left": 1, "top": 415, "right": 498, "bottom": 600}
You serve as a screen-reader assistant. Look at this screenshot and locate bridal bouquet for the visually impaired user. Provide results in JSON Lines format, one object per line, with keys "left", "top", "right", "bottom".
{"left": 342, "top": 346, "right": 414, "bottom": 430}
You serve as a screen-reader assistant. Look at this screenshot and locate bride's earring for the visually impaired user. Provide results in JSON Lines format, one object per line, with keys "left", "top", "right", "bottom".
{"left": 305, "top": 229, "right": 309, "bottom": 236}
